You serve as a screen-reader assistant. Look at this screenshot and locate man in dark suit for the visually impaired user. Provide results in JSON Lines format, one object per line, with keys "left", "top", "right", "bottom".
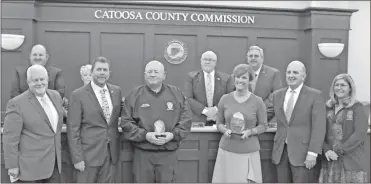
{"left": 67, "top": 56, "right": 122, "bottom": 183}
{"left": 3, "top": 64, "right": 64, "bottom": 182}
{"left": 246, "top": 45, "right": 282, "bottom": 122}
{"left": 271, "top": 60, "right": 326, "bottom": 183}
{"left": 184, "top": 51, "right": 234, "bottom": 125}
{"left": 10, "top": 44, "right": 65, "bottom": 99}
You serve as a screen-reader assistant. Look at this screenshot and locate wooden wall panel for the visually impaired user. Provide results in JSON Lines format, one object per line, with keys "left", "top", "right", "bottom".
{"left": 100, "top": 32, "right": 145, "bottom": 96}
{"left": 257, "top": 37, "right": 299, "bottom": 84}
{"left": 1, "top": 19, "right": 35, "bottom": 120}
{"left": 43, "top": 31, "right": 90, "bottom": 96}
{"left": 206, "top": 35, "right": 249, "bottom": 75}
{"left": 315, "top": 58, "right": 341, "bottom": 97}
{"left": 177, "top": 161, "right": 199, "bottom": 183}
{"left": 154, "top": 34, "right": 197, "bottom": 92}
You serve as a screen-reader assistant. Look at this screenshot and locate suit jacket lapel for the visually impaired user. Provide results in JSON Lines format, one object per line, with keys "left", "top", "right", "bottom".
{"left": 213, "top": 72, "right": 222, "bottom": 106}
{"left": 86, "top": 84, "right": 107, "bottom": 123}
{"left": 198, "top": 71, "right": 207, "bottom": 105}
{"left": 107, "top": 84, "right": 117, "bottom": 125}
{"left": 46, "top": 90, "right": 64, "bottom": 133}
{"left": 289, "top": 85, "right": 308, "bottom": 123}
{"left": 279, "top": 87, "right": 289, "bottom": 125}
{"left": 254, "top": 65, "right": 266, "bottom": 93}
{"left": 27, "top": 90, "right": 55, "bottom": 133}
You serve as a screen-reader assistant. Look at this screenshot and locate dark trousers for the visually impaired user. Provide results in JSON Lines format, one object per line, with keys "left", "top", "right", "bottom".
{"left": 17, "top": 159, "right": 60, "bottom": 183}
{"left": 76, "top": 145, "right": 116, "bottom": 183}
{"left": 276, "top": 143, "right": 320, "bottom": 183}
{"left": 133, "top": 147, "right": 178, "bottom": 183}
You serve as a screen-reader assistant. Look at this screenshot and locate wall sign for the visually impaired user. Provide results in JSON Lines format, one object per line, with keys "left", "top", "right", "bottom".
{"left": 94, "top": 10, "right": 255, "bottom": 24}
{"left": 164, "top": 40, "right": 188, "bottom": 65}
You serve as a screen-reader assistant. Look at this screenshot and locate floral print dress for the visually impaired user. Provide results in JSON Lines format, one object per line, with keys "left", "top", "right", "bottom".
{"left": 319, "top": 107, "right": 368, "bottom": 183}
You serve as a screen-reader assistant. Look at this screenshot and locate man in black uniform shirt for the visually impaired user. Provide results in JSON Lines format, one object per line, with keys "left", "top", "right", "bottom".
{"left": 120, "top": 60, "right": 192, "bottom": 183}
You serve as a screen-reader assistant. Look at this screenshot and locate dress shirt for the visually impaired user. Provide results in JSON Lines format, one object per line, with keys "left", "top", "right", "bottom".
{"left": 283, "top": 83, "right": 317, "bottom": 157}
{"left": 254, "top": 65, "right": 262, "bottom": 81}
{"left": 91, "top": 81, "right": 113, "bottom": 116}
{"left": 203, "top": 70, "right": 215, "bottom": 94}
{"left": 202, "top": 70, "right": 217, "bottom": 114}
{"left": 36, "top": 94, "right": 58, "bottom": 133}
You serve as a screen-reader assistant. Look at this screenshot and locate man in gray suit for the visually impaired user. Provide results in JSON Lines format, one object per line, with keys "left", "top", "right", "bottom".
{"left": 3, "top": 64, "right": 64, "bottom": 182}
{"left": 271, "top": 60, "right": 326, "bottom": 183}
{"left": 246, "top": 45, "right": 282, "bottom": 122}
{"left": 67, "top": 56, "right": 123, "bottom": 182}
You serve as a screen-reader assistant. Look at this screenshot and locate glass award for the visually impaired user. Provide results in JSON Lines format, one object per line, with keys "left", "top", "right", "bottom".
{"left": 154, "top": 120, "right": 166, "bottom": 138}
{"left": 230, "top": 112, "right": 245, "bottom": 136}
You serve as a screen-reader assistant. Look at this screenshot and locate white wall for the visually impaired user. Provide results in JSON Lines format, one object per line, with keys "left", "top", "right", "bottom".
{"left": 142, "top": 1, "right": 370, "bottom": 102}
{"left": 347, "top": 1, "right": 370, "bottom": 102}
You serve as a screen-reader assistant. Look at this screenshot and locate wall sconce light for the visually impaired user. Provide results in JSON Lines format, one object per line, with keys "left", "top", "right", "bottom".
{"left": 1, "top": 34, "right": 25, "bottom": 50}
{"left": 318, "top": 43, "right": 344, "bottom": 58}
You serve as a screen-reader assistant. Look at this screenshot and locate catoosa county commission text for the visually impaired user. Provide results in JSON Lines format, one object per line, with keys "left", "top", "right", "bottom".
{"left": 94, "top": 10, "right": 255, "bottom": 24}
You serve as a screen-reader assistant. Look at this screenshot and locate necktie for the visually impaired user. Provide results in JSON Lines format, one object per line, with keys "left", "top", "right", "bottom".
{"left": 206, "top": 73, "right": 213, "bottom": 107}
{"left": 40, "top": 97, "right": 56, "bottom": 132}
{"left": 251, "top": 73, "right": 258, "bottom": 92}
{"left": 285, "top": 90, "right": 296, "bottom": 122}
{"left": 100, "top": 89, "right": 111, "bottom": 123}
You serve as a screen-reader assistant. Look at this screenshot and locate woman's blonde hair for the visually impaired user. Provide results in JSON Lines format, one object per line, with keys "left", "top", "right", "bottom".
{"left": 327, "top": 73, "right": 357, "bottom": 108}
{"left": 80, "top": 64, "right": 92, "bottom": 76}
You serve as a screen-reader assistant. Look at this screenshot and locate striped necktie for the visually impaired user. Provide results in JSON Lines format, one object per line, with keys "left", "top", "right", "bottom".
{"left": 206, "top": 73, "right": 213, "bottom": 107}
{"left": 100, "top": 89, "right": 111, "bottom": 123}
{"left": 285, "top": 90, "right": 295, "bottom": 122}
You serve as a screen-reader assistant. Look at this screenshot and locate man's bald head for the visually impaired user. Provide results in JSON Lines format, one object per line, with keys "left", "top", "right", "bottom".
{"left": 287, "top": 60, "right": 306, "bottom": 74}
{"left": 286, "top": 60, "right": 307, "bottom": 89}
{"left": 30, "top": 44, "right": 49, "bottom": 66}
{"left": 201, "top": 50, "right": 217, "bottom": 73}
{"left": 201, "top": 51, "right": 217, "bottom": 61}
{"left": 145, "top": 60, "right": 165, "bottom": 73}
{"left": 144, "top": 60, "right": 166, "bottom": 90}
{"left": 27, "top": 64, "right": 49, "bottom": 97}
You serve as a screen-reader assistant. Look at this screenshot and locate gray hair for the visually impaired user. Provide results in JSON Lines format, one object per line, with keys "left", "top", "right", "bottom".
{"left": 27, "top": 64, "right": 48, "bottom": 81}
{"left": 247, "top": 45, "right": 264, "bottom": 58}
{"left": 80, "top": 64, "right": 92, "bottom": 76}
{"left": 201, "top": 50, "right": 217, "bottom": 60}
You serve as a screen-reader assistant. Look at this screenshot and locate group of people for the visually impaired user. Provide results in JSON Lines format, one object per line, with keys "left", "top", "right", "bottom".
{"left": 2, "top": 44, "right": 369, "bottom": 183}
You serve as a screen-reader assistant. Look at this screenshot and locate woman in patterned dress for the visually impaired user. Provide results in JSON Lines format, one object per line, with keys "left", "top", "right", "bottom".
{"left": 319, "top": 73, "right": 368, "bottom": 183}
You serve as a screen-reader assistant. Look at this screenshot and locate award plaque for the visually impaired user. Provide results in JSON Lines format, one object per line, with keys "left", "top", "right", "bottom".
{"left": 230, "top": 112, "right": 245, "bottom": 136}
{"left": 154, "top": 120, "right": 166, "bottom": 138}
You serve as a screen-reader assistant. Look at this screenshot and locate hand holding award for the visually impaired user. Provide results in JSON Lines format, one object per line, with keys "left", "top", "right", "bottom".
{"left": 154, "top": 120, "right": 166, "bottom": 138}
{"left": 230, "top": 112, "right": 245, "bottom": 136}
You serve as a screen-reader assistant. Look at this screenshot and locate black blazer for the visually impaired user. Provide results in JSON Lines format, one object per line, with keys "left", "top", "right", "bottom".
{"left": 184, "top": 70, "right": 234, "bottom": 122}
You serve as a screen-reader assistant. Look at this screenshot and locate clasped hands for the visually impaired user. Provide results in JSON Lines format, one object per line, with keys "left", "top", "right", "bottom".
{"left": 204, "top": 107, "right": 218, "bottom": 121}
{"left": 146, "top": 132, "right": 174, "bottom": 146}
{"left": 224, "top": 129, "right": 252, "bottom": 140}
{"left": 325, "top": 150, "right": 339, "bottom": 161}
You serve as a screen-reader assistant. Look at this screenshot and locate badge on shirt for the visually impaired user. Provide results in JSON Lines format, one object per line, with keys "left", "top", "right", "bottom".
{"left": 166, "top": 102, "right": 174, "bottom": 111}
{"left": 346, "top": 110, "right": 353, "bottom": 120}
{"left": 141, "top": 103, "right": 150, "bottom": 108}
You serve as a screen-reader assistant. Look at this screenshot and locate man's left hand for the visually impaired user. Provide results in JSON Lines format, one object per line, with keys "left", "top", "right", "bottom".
{"left": 158, "top": 132, "right": 174, "bottom": 144}
{"left": 304, "top": 154, "right": 317, "bottom": 169}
